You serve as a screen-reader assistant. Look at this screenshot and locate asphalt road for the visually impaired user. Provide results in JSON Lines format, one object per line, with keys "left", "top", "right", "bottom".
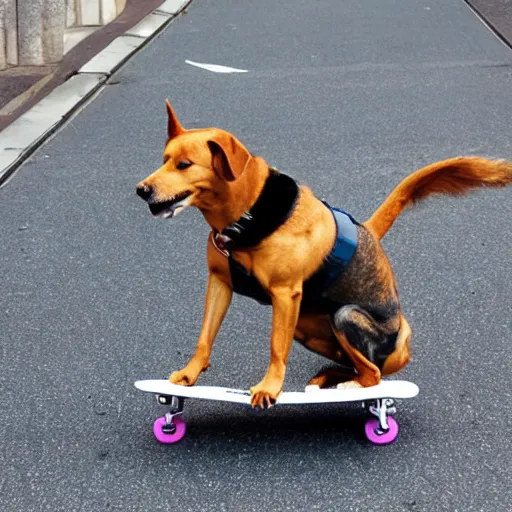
{"left": 1, "top": 1, "right": 511, "bottom": 511}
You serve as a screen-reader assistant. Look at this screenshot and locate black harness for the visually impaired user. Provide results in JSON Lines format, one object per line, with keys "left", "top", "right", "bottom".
{"left": 212, "top": 168, "right": 358, "bottom": 306}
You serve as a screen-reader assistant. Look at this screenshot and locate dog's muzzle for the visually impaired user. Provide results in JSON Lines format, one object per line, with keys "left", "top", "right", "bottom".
{"left": 136, "top": 183, "right": 153, "bottom": 201}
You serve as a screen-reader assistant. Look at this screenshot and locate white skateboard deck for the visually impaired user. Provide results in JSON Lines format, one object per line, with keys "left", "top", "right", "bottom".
{"left": 134, "top": 379, "right": 419, "bottom": 405}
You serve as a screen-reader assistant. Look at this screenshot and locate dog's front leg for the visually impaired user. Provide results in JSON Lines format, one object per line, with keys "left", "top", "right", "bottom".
{"left": 169, "top": 271, "right": 232, "bottom": 386}
{"left": 250, "top": 285, "right": 302, "bottom": 408}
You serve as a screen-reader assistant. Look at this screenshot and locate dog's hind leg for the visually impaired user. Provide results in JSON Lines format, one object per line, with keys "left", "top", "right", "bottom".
{"left": 330, "top": 305, "right": 400, "bottom": 388}
{"left": 294, "top": 313, "right": 357, "bottom": 388}
{"left": 298, "top": 336, "right": 357, "bottom": 389}
{"left": 382, "top": 315, "right": 411, "bottom": 376}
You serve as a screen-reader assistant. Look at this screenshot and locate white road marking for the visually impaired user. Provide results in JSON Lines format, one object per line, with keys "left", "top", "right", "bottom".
{"left": 185, "top": 59, "right": 248, "bottom": 73}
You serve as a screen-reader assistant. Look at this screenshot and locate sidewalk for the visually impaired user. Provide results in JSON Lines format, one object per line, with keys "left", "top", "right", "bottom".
{"left": 0, "top": 0, "right": 190, "bottom": 185}
{"left": 0, "top": 0, "right": 166, "bottom": 133}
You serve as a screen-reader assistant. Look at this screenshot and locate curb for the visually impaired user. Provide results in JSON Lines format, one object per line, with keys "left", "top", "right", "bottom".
{"left": 0, "top": 0, "right": 191, "bottom": 187}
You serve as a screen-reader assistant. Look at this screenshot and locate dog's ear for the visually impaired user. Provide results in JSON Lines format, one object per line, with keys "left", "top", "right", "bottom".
{"left": 165, "top": 99, "right": 185, "bottom": 139}
{"left": 207, "top": 132, "right": 251, "bottom": 182}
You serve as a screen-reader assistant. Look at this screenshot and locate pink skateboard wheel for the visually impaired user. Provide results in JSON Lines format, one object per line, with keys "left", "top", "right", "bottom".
{"left": 153, "top": 416, "right": 186, "bottom": 444}
{"left": 364, "top": 416, "right": 399, "bottom": 445}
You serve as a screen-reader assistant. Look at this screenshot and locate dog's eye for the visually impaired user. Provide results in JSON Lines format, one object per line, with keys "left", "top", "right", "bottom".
{"left": 176, "top": 160, "right": 192, "bottom": 170}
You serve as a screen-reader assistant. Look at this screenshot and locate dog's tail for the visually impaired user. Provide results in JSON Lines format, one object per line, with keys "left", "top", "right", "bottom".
{"left": 364, "top": 157, "right": 512, "bottom": 240}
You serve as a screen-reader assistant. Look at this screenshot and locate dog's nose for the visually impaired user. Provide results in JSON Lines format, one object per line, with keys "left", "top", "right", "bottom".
{"left": 136, "top": 183, "right": 153, "bottom": 201}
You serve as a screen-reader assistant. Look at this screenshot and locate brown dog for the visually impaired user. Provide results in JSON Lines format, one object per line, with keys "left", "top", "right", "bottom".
{"left": 136, "top": 101, "right": 512, "bottom": 408}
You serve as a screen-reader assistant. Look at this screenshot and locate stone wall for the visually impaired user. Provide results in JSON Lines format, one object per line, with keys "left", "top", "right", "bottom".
{"left": 0, "top": 0, "right": 18, "bottom": 68}
{"left": 0, "top": 0, "right": 126, "bottom": 69}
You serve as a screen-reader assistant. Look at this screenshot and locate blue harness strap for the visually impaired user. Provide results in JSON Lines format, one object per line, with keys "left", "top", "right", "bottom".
{"left": 300, "top": 203, "right": 358, "bottom": 302}
{"left": 321, "top": 205, "right": 358, "bottom": 283}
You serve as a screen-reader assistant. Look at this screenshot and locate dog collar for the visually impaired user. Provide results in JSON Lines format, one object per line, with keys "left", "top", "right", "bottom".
{"left": 213, "top": 167, "right": 300, "bottom": 255}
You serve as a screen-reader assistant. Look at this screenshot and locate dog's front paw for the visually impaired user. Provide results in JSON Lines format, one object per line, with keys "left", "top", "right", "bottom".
{"left": 169, "top": 369, "right": 195, "bottom": 386}
{"left": 250, "top": 380, "right": 281, "bottom": 409}
{"left": 169, "top": 359, "right": 210, "bottom": 386}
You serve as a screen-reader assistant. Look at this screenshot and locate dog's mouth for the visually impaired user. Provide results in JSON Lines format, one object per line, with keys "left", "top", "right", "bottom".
{"left": 148, "top": 191, "right": 192, "bottom": 219}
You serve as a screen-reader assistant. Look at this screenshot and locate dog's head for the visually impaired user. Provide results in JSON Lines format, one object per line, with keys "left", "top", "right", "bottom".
{"left": 136, "top": 101, "right": 252, "bottom": 219}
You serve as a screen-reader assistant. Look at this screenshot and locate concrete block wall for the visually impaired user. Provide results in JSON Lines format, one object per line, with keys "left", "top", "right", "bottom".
{"left": 0, "top": 0, "right": 18, "bottom": 68}
{"left": 67, "top": 0, "right": 126, "bottom": 27}
{"left": 0, "top": 0, "right": 126, "bottom": 69}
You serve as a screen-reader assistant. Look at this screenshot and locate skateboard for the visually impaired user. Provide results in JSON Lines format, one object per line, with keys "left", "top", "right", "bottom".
{"left": 134, "top": 379, "right": 419, "bottom": 445}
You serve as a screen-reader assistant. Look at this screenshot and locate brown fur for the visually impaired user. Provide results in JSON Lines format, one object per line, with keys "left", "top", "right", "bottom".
{"left": 136, "top": 101, "right": 512, "bottom": 408}
{"left": 365, "top": 157, "right": 512, "bottom": 239}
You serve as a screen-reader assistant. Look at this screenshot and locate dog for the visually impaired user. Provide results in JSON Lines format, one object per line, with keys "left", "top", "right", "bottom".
{"left": 136, "top": 100, "right": 512, "bottom": 408}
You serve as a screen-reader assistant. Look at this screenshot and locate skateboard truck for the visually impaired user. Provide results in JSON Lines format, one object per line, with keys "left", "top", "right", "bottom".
{"left": 157, "top": 395, "right": 184, "bottom": 435}
{"left": 366, "top": 398, "right": 396, "bottom": 432}
{"left": 363, "top": 398, "right": 399, "bottom": 444}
